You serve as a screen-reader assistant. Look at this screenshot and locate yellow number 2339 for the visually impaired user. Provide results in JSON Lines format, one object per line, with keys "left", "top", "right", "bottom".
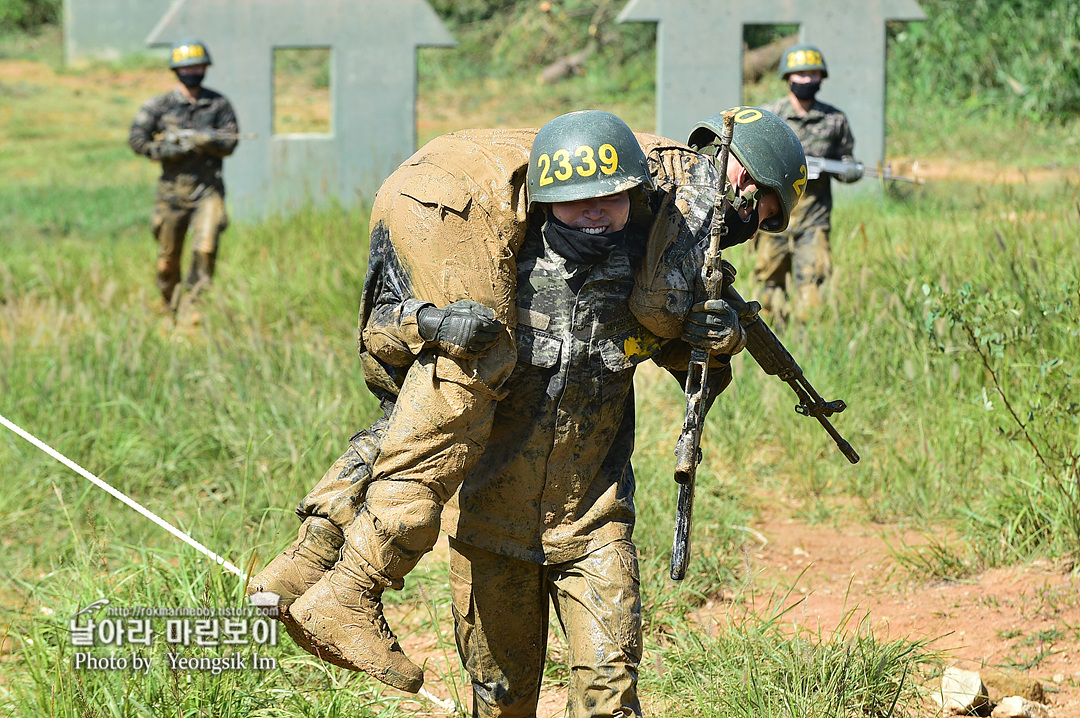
{"left": 536, "top": 144, "right": 619, "bottom": 186}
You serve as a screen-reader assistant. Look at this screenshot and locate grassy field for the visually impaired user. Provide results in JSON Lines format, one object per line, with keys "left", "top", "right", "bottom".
{"left": 2, "top": 16, "right": 1080, "bottom": 718}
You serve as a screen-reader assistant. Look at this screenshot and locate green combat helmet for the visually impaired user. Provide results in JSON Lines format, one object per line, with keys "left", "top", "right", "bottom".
{"left": 687, "top": 107, "right": 807, "bottom": 233}
{"left": 527, "top": 110, "right": 654, "bottom": 210}
{"left": 778, "top": 43, "right": 828, "bottom": 79}
{"left": 169, "top": 38, "right": 212, "bottom": 69}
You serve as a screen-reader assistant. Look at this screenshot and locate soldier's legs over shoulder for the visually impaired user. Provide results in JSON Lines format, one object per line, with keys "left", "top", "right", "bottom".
{"left": 152, "top": 192, "right": 193, "bottom": 305}
{"left": 248, "top": 414, "right": 389, "bottom": 609}
{"left": 450, "top": 539, "right": 549, "bottom": 718}
{"left": 553, "top": 540, "right": 643, "bottom": 718}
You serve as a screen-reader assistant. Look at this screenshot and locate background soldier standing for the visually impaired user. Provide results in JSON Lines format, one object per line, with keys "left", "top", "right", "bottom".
{"left": 759, "top": 43, "right": 861, "bottom": 319}
{"left": 128, "top": 38, "right": 240, "bottom": 315}
{"left": 249, "top": 109, "right": 806, "bottom": 716}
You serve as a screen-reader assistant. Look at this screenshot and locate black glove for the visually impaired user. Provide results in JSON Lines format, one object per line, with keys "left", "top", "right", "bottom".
{"left": 417, "top": 299, "right": 504, "bottom": 359}
{"left": 837, "top": 163, "right": 863, "bottom": 183}
{"left": 682, "top": 299, "right": 746, "bottom": 356}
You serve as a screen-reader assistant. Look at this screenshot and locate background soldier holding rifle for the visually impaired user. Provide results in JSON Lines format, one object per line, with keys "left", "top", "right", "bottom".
{"left": 758, "top": 43, "right": 861, "bottom": 320}
{"left": 248, "top": 108, "right": 808, "bottom": 716}
{"left": 128, "top": 38, "right": 243, "bottom": 315}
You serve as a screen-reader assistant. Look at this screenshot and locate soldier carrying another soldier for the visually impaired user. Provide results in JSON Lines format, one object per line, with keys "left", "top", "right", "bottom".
{"left": 248, "top": 108, "right": 806, "bottom": 717}
{"left": 128, "top": 38, "right": 241, "bottom": 316}
{"left": 758, "top": 43, "right": 862, "bottom": 320}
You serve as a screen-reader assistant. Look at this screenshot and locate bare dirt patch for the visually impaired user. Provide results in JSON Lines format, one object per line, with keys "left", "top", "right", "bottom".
{"left": 698, "top": 500, "right": 1080, "bottom": 716}
{"left": 886, "top": 156, "right": 1080, "bottom": 185}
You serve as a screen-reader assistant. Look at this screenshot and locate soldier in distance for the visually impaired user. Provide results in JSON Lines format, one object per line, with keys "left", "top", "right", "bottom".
{"left": 757, "top": 43, "right": 862, "bottom": 320}
{"left": 128, "top": 38, "right": 241, "bottom": 315}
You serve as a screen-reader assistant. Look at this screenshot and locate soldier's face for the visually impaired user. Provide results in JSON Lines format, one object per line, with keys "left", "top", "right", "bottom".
{"left": 789, "top": 70, "right": 823, "bottom": 85}
{"left": 550, "top": 191, "right": 631, "bottom": 235}
{"left": 727, "top": 158, "right": 780, "bottom": 227}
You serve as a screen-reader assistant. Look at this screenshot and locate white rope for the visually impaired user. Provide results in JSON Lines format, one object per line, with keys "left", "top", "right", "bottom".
{"left": 0, "top": 412, "right": 248, "bottom": 581}
{"left": 3, "top": 412, "right": 464, "bottom": 713}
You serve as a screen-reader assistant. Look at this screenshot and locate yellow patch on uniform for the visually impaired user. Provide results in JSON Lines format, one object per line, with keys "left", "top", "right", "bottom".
{"left": 623, "top": 331, "right": 660, "bottom": 360}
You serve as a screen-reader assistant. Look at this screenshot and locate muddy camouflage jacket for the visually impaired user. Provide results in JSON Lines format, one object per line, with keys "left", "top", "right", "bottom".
{"left": 128, "top": 87, "right": 239, "bottom": 194}
{"left": 762, "top": 97, "right": 855, "bottom": 230}
{"left": 354, "top": 129, "right": 727, "bottom": 563}
{"left": 368, "top": 220, "right": 723, "bottom": 563}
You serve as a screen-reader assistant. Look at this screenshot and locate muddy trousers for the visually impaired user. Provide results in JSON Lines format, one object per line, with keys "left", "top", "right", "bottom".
{"left": 152, "top": 184, "right": 228, "bottom": 304}
{"left": 752, "top": 224, "right": 832, "bottom": 314}
{"left": 450, "top": 538, "right": 643, "bottom": 718}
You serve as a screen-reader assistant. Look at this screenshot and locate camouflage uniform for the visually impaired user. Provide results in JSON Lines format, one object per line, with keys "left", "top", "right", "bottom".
{"left": 129, "top": 87, "right": 239, "bottom": 305}
{"left": 756, "top": 97, "right": 855, "bottom": 312}
{"left": 290, "top": 129, "right": 723, "bottom": 716}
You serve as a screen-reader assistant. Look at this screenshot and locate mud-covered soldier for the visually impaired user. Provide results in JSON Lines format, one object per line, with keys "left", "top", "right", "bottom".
{"left": 758, "top": 44, "right": 861, "bottom": 318}
{"left": 249, "top": 109, "right": 804, "bottom": 716}
{"left": 128, "top": 38, "right": 239, "bottom": 313}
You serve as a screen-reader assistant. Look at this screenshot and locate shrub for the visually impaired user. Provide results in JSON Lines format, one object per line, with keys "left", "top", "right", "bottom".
{"left": 0, "top": 0, "right": 59, "bottom": 33}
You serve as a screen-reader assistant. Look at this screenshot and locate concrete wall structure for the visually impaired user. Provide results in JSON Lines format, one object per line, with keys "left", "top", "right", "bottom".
{"left": 618, "top": 0, "right": 926, "bottom": 167}
{"left": 63, "top": 0, "right": 174, "bottom": 62}
{"left": 148, "top": 0, "right": 454, "bottom": 219}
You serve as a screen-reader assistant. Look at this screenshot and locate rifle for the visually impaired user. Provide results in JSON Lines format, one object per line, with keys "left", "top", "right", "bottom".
{"left": 723, "top": 284, "right": 860, "bottom": 465}
{"left": 158, "top": 128, "right": 257, "bottom": 152}
{"left": 670, "top": 117, "right": 861, "bottom": 581}
{"left": 670, "top": 111, "right": 735, "bottom": 581}
{"left": 805, "top": 155, "right": 923, "bottom": 185}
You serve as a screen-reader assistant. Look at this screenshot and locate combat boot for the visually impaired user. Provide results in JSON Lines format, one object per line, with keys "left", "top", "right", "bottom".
{"left": 287, "top": 545, "right": 424, "bottom": 693}
{"left": 247, "top": 516, "right": 344, "bottom": 609}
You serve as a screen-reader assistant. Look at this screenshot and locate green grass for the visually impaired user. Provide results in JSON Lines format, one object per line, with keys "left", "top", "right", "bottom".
{"left": 3, "top": 17, "right": 1080, "bottom": 717}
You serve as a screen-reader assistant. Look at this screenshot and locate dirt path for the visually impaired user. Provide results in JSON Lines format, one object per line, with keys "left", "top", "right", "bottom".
{"left": 387, "top": 509, "right": 1080, "bottom": 717}
{"left": 699, "top": 501, "right": 1080, "bottom": 716}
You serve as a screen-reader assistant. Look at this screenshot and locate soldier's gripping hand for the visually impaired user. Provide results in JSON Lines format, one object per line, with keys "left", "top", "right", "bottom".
{"left": 190, "top": 131, "right": 217, "bottom": 150}
{"left": 154, "top": 141, "right": 189, "bottom": 162}
{"left": 418, "top": 300, "right": 504, "bottom": 359}
{"left": 682, "top": 299, "right": 746, "bottom": 356}
{"left": 837, "top": 163, "right": 863, "bottom": 183}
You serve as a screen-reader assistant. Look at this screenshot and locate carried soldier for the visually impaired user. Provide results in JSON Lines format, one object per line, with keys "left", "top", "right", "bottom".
{"left": 128, "top": 38, "right": 245, "bottom": 316}
{"left": 248, "top": 108, "right": 807, "bottom": 716}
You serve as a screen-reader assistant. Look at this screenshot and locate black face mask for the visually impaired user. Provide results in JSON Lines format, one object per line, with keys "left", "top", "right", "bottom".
{"left": 543, "top": 214, "right": 626, "bottom": 266}
{"left": 718, "top": 204, "right": 761, "bottom": 249}
{"left": 177, "top": 72, "right": 204, "bottom": 89}
{"left": 790, "top": 79, "right": 821, "bottom": 101}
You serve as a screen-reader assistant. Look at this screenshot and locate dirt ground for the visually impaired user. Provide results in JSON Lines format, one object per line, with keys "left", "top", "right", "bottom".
{"left": 707, "top": 499, "right": 1080, "bottom": 717}
{"left": 389, "top": 503, "right": 1080, "bottom": 717}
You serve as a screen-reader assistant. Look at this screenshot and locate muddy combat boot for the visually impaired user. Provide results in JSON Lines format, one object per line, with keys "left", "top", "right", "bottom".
{"left": 247, "top": 516, "right": 344, "bottom": 610}
{"left": 287, "top": 546, "right": 424, "bottom": 693}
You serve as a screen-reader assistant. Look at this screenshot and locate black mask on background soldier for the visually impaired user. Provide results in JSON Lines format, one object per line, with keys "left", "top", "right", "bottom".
{"left": 176, "top": 72, "right": 204, "bottom": 89}
{"left": 790, "top": 80, "right": 821, "bottom": 101}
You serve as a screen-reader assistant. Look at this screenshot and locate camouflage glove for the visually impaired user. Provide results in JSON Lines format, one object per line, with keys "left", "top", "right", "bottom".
{"left": 417, "top": 300, "right": 504, "bottom": 359}
{"left": 190, "top": 131, "right": 217, "bottom": 150}
{"left": 682, "top": 299, "right": 746, "bottom": 356}
{"left": 837, "top": 163, "right": 863, "bottom": 183}
{"left": 155, "top": 141, "right": 189, "bottom": 162}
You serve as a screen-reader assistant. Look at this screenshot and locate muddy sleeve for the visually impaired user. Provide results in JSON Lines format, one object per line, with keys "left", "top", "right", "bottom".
{"left": 836, "top": 115, "right": 856, "bottom": 162}
{"left": 128, "top": 99, "right": 162, "bottom": 160}
{"left": 365, "top": 295, "right": 431, "bottom": 367}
